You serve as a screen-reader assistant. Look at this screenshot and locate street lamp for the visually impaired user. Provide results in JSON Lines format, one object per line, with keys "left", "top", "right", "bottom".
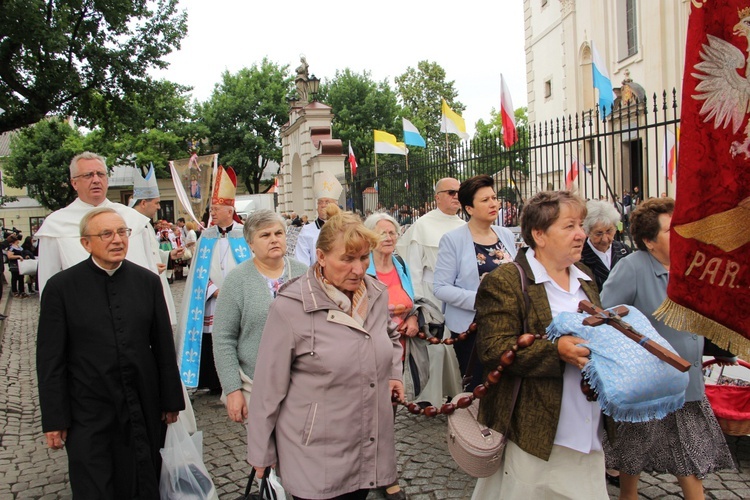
{"left": 307, "top": 75, "right": 320, "bottom": 101}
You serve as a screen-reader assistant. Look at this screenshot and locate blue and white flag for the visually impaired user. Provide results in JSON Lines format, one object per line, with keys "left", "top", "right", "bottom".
{"left": 591, "top": 43, "right": 615, "bottom": 115}
{"left": 402, "top": 118, "right": 426, "bottom": 147}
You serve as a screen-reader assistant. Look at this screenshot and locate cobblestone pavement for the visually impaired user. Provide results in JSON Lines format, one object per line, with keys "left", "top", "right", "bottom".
{"left": 2, "top": 278, "right": 750, "bottom": 499}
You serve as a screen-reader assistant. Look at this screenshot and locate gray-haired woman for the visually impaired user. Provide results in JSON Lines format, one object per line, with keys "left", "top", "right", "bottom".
{"left": 580, "top": 199, "right": 631, "bottom": 291}
{"left": 213, "top": 209, "right": 307, "bottom": 424}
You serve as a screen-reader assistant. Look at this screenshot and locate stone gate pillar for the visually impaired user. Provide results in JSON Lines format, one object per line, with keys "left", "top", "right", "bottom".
{"left": 279, "top": 66, "right": 345, "bottom": 218}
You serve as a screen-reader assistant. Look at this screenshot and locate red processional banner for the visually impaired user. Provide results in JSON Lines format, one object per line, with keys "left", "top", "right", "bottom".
{"left": 656, "top": 1, "right": 750, "bottom": 357}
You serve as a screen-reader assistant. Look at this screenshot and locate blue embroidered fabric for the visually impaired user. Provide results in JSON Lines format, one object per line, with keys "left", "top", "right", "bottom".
{"left": 547, "top": 306, "right": 689, "bottom": 423}
{"left": 179, "top": 233, "right": 251, "bottom": 387}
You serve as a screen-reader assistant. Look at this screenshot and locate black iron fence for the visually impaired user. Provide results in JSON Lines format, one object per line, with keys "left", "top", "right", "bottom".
{"left": 347, "top": 89, "right": 680, "bottom": 217}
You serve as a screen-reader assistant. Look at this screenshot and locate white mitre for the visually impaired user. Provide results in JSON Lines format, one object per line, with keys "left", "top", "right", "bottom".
{"left": 128, "top": 165, "right": 160, "bottom": 207}
{"left": 313, "top": 169, "right": 343, "bottom": 201}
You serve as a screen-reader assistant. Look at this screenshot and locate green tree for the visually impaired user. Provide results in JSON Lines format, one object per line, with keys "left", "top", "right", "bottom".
{"left": 4, "top": 119, "right": 85, "bottom": 210}
{"left": 198, "top": 59, "right": 292, "bottom": 193}
{"left": 395, "top": 61, "right": 465, "bottom": 145}
{"left": 0, "top": 0, "right": 187, "bottom": 134}
{"left": 83, "top": 78, "right": 200, "bottom": 176}
{"left": 320, "top": 69, "right": 401, "bottom": 180}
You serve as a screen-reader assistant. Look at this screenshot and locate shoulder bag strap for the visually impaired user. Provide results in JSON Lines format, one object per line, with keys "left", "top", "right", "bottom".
{"left": 464, "top": 262, "right": 530, "bottom": 391}
{"left": 504, "top": 262, "right": 530, "bottom": 427}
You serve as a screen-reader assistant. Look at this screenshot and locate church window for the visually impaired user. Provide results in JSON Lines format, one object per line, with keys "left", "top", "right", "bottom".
{"left": 617, "top": 0, "right": 638, "bottom": 60}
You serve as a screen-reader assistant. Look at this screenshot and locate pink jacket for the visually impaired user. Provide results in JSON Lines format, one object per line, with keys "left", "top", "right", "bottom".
{"left": 247, "top": 268, "right": 402, "bottom": 499}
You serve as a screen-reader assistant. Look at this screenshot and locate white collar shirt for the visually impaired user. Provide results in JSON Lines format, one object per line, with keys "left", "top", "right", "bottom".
{"left": 526, "top": 248, "right": 603, "bottom": 453}
{"left": 587, "top": 239, "right": 612, "bottom": 270}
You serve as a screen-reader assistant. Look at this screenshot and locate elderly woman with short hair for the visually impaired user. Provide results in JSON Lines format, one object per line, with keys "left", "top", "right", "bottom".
{"left": 601, "top": 198, "right": 734, "bottom": 500}
{"left": 364, "top": 213, "right": 419, "bottom": 340}
{"left": 247, "top": 204, "right": 404, "bottom": 500}
{"left": 581, "top": 199, "right": 631, "bottom": 291}
{"left": 363, "top": 211, "right": 412, "bottom": 500}
{"left": 213, "top": 209, "right": 307, "bottom": 425}
{"left": 472, "top": 190, "right": 610, "bottom": 499}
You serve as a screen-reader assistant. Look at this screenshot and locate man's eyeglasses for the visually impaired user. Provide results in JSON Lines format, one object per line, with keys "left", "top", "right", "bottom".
{"left": 73, "top": 171, "right": 107, "bottom": 180}
{"left": 84, "top": 228, "right": 132, "bottom": 242}
{"left": 437, "top": 189, "right": 459, "bottom": 197}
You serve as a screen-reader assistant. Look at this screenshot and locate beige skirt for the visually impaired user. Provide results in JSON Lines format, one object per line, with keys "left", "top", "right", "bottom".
{"left": 471, "top": 440, "right": 608, "bottom": 500}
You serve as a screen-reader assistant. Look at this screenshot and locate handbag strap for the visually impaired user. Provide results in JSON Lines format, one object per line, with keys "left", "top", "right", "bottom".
{"left": 241, "top": 467, "right": 257, "bottom": 498}
{"left": 241, "top": 466, "right": 277, "bottom": 500}
{"left": 503, "top": 262, "right": 530, "bottom": 430}
{"left": 464, "top": 261, "right": 530, "bottom": 387}
{"left": 465, "top": 262, "right": 530, "bottom": 428}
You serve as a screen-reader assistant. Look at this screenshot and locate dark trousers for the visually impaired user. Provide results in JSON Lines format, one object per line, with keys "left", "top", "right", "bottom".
{"left": 199, "top": 333, "right": 221, "bottom": 391}
{"left": 66, "top": 412, "right": 138, "bottom": 499}
{"left": 9, "top": 270, "right": 22, "bottom": 294}
{"left": 453, "top": 332, "right": 483, "bottom": 392}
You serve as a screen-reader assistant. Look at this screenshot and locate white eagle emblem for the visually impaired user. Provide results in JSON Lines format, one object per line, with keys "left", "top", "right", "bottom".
{"left": 692, "top": 7, "right": 750, "bottom": 158}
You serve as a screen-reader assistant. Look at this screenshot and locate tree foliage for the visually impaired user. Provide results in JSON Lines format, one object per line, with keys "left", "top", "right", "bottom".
{"left": 0, "top": 0, "right": 188, "bottom": 134}
{"left": 83, "top": 78, "right": 199, "bottom": 176}
{"left": 4, "top": 119, "right": 85, "bottom": 210}
{"left": 197, "top": 59, "right": 292, "bottom": 193}
{"left": 395, "top": 61, "right": 464, "bottom": 145}
{"left": 321, "top": 69, "right": 401, "bottom": 180}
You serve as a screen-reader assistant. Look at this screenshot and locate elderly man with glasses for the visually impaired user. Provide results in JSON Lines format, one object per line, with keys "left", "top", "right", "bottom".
{"left": 34, "top": 151, "right": 157, "bottom": 294}
{"left": 37, "top": 207, "right": 184, "bottom": 499}
{"left": 395, "top": 177, "right": 464, "bottom": 407}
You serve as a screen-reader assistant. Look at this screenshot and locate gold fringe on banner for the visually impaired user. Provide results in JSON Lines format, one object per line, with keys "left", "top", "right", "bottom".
{"left": 654, "top": 298, "right": 750, "bottom": 360}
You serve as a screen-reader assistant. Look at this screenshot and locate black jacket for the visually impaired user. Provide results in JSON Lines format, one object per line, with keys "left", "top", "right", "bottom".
{"left": 580, "top": 239, "right": 632, "bottom": 291}
{"left": 37, "top": 257, "right": 184, "bottom": 498}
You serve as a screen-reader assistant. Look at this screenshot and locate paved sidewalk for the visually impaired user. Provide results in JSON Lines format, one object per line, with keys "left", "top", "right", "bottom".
{"left": 1, "top": 279, "right": 750, "bottom": 499}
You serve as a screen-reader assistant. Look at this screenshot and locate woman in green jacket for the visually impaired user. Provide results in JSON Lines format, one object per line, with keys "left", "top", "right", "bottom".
{"left": 472, "top": 191, "right": 609, "bottom": 499}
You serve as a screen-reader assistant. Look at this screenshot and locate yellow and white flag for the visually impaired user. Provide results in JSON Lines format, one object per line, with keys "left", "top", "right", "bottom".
{"left": 440, "top": 99, "right": 469, "bottom": 140}
{"left": 374, "top": 130, "right": 408, "bottom": 155}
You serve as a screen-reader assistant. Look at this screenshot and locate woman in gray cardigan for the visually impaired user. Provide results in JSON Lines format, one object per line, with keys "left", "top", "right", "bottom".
{"left": 213, "top": 210, "right": 307, "bottom": 423}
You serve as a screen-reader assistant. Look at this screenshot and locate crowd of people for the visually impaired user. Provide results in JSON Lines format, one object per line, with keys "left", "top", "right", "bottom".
{"left": 29, "top": 150, "right": 736, "bottom": 500}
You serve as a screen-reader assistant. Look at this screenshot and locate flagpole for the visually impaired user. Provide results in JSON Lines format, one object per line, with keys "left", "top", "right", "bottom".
{"left": 375, "top": 152, "right": 378, "bottom": 177}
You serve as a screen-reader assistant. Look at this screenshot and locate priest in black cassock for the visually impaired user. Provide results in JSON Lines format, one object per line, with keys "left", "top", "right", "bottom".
{"left": 37, "top": 207, "right": 185, "bottom": 499}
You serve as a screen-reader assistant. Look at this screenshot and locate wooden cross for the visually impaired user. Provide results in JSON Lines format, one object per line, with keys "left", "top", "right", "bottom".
{"left": 578, "top": 300, "right": 691, "bottom": 373}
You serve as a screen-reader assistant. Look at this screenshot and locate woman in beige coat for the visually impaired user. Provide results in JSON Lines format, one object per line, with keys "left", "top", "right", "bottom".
{"left": 247, "top": 205, "right": 405, "bottom": 500}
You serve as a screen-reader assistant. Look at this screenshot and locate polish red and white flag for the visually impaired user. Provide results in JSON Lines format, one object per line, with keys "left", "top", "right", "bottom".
{"left": 500, "top": 74, "right": 518, "bottom": 148}
{"left": 348, "top": 141, "right": 358, "bottom": 177}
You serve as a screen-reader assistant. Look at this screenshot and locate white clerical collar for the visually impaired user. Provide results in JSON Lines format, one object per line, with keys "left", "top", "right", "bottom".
{"left": 91, "top": 257, "right": 123, "bottom": 276}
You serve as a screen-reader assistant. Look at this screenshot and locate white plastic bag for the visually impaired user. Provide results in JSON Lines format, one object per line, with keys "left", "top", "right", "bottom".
{"left": 159, "top": 416, "right": 218, "bottom": 499}
{"left": 239, "top": 467, "right": 286, "bottom": 500}
{"left": 19, "top": 259, "right": 37, "bottom": 276}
